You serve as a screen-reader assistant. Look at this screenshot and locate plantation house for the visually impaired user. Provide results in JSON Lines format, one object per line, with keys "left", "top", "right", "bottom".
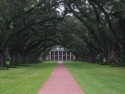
{"left": 46, "top": 45, "right": 75, "bottom": 61}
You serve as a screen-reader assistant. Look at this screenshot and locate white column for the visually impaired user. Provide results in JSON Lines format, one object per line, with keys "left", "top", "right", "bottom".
{"left": 73, "top": 55, "right": 76, "bottom": 60}
{"left": 50, "top": 52, "right": 51, "bottom": 61}
{"left": 62, "top": 51, "right": 63, "bottom": 61}
{"left": 58, "top": 51, "right": 59, "bottom": 61}
{"left": 54, "top": 51, "right": 55, "bottom": 61}
{"left": 66, "top": 51, "right": 67, "bottom": 61}
{"left": 70, "top": 52, "right": 72, "bottom": 61}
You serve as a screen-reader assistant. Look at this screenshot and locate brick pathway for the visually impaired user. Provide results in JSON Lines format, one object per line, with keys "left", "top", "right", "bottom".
{"left": 38, "top": 63, "right": 84, "bottom": 94}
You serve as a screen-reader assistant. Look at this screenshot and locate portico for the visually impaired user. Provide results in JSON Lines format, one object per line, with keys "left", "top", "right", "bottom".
{"left": 46, "top": 46, "right": 75, "bottom": 61}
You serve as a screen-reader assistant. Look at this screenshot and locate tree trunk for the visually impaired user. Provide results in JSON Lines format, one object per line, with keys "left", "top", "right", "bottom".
{"left": 10, "top": 50, "right": 19, "bottom": 66}
{"left": 21, "top": 54, "right": 26, "bottom": 64}
{"left": 0, "top": 49, "right": 7, "bottom": 69}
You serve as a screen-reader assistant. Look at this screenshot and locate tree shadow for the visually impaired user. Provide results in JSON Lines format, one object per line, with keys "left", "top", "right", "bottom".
{"left": 110, "top": 65, "right": 125, "bottom": 68}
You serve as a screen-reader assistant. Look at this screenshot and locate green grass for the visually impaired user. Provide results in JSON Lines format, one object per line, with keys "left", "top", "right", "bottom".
{"left": 0, "top": 61, "right": 56, "bottom": 94}
{"left": 65, "top": 61, "right": 125, "bottom": 94}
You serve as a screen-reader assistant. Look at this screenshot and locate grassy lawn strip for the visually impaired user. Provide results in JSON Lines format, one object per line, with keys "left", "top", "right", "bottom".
{"left": 0, "top": 61, "right": 56, "bottom": 94}
{"left": 65, "top": 61, "right": 125, "bottom": 94}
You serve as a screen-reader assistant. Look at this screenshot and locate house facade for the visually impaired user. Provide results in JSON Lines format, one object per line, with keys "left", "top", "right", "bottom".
{"left": 46, "top": 46, "right": 75, "bottom": 61}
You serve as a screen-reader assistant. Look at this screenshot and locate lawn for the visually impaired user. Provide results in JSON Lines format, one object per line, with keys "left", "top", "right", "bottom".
{"left": 65, "top": 61, "right": 125, "bottom": 94}
{"left": 0, "top": 61, "right": 56, "bottom": 94}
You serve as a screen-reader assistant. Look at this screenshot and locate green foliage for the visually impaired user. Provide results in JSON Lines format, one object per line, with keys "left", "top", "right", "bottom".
{"left": 0, "top": 0, "right": 125, "bottom": 66}
{"left": 62, "top": 0, "right": 125, "bottom": 63}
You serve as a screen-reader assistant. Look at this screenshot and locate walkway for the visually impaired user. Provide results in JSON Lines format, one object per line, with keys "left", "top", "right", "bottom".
{"left": 38, "top": 62, "right": 84, "bottom": 94}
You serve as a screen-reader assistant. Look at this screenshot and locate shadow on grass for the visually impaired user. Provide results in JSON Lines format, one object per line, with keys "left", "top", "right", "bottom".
{"left": 0, "top": 62, "right": 57, "bottom": 70}
{"left": 65, "top": 61, "right": 125, "bottom": 70}
{"left": 110, "top": 65, "right": 125, "bottom": 68}
{"left": 16, "top": 64, "right": 32, "bottom": 67}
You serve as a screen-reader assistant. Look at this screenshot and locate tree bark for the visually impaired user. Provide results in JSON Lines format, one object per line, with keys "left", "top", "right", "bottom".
{"left": 0, "top": 49, "right": 7, "bottom": 68}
